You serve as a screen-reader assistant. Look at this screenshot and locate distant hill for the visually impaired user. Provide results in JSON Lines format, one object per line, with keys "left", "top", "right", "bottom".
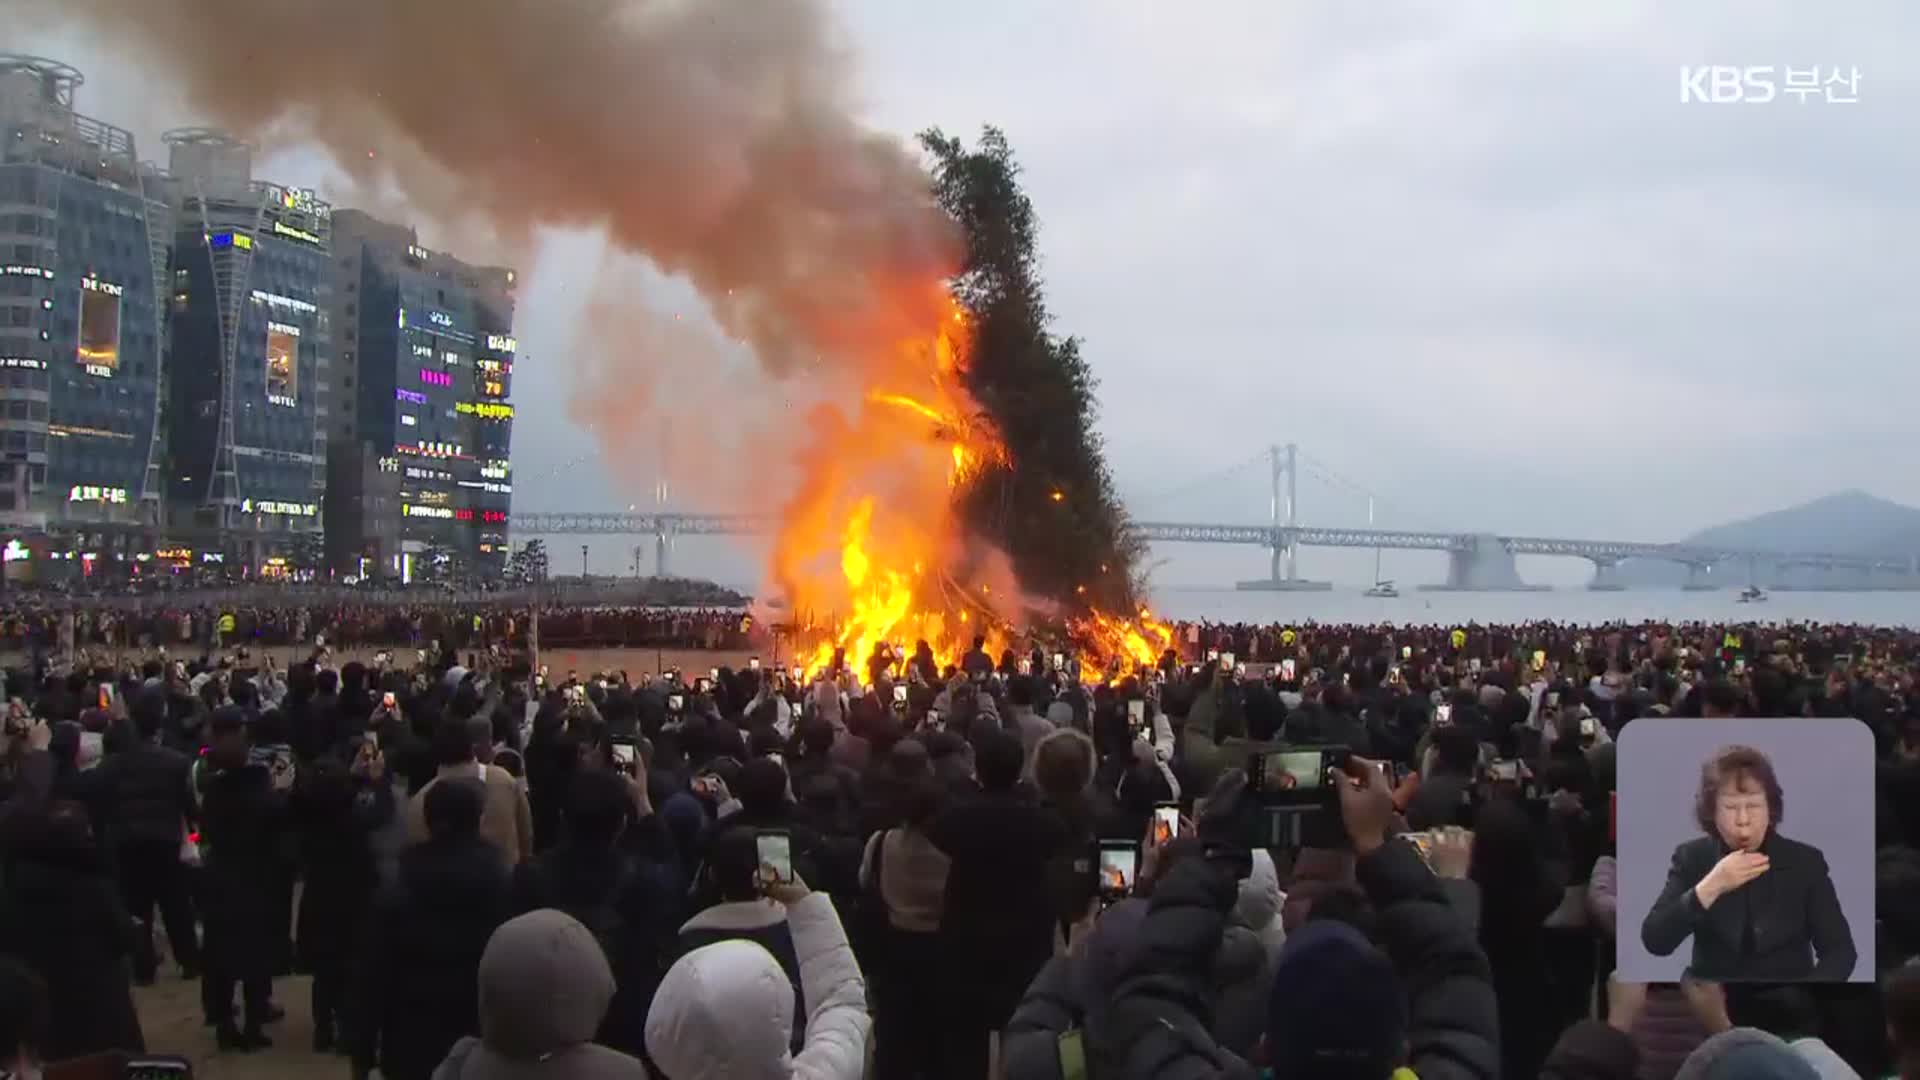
{"left": 1617, "top": 490, "right": 1920, "bottom": 585}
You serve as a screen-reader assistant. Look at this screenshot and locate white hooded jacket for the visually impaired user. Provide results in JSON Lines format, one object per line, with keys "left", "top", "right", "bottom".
{"left": 645, "top": 891, "right": 869, "bottom": 1080}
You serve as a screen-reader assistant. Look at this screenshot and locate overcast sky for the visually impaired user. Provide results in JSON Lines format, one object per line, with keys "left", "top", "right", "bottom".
{"left": 7, "top": 1, "right": 1915, "bottom": 587}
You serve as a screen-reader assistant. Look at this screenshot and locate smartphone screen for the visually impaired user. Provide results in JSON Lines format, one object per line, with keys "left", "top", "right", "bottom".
{"left": 667, "top": 694, "right": 684, "bottom": 712}
{"left": 1280, "top": 658, "right": 1297, "bottom": 681}
{"left": 708, "top": 668, "right": 720, "bottom": 682}
{"left": 1579, "top": 717, "right": 1598, "bottom": 737}
{"left": 695, "top": 678, "right": 712, "bottom": 695}
{"left": 1127, "top": 699, "right": 1146, "bottom": 726}
{"left": 1018, "top": 658, "right": 1032, "bottom": 675}
{"left": 1052, "top": 652, "right": 1066, "bottom": 671}
{"left": 749, "top": 657, "right": 761, "bottom": 671}
{"left": 1403, "top": 830, "right": 1435, "bottom": 865}
{"left": 1151, "top": 804, "right": 1179, "bottom": 847}
{"left": 1401, "top": 645, "right": 1412, "bottom": 660}
{"left": 1733, "top": 656, "right": 1746, "bottom": 675}
{"left": 1532, "top": 650, "right": 1547, "bottom": 671}
{"left": 1205, "top": 649, "right": 1218, "bottom": 663}
{"left": 893, "top": 685, "right": 908, "bottom": 705}
{"left": 1220, "top": 652, "right": 1236, "bottom": 669}
{"left": 1490, "top": 759, "right": 1518, "bottom": 782}
{"left": 382, "top": 691, "right": 397, "bottom": 710}
{"left": 1097, "top": 841, "right": 1138, "bottom": 896}
{"left": 756, "top": 832, "right": 794, "bottom": 885}
{"left": 610, "top": 742, "right": 636, "bottom": 772}
{"left": 1435, "top": 703, "right": 1453, "bottom": 725}
{"left": 1468, "top": 657, "right": 1482, "bottom": 674}
{"left": 1254, "top": 750, "right": 1325, "bottom": 794}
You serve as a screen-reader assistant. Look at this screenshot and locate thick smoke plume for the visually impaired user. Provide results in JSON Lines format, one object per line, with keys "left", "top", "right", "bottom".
{"left": 41, "top": 0, "right": 962, "bottom": 377}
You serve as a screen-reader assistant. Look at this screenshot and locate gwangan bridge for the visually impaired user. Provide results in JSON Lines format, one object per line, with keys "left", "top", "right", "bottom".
{"left": 511, "top": 445, "right": 1920, "bottom": 592}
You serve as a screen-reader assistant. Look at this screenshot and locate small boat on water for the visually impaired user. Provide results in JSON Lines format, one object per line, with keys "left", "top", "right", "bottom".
{"left": 1737, "top": 585, "right": 1768, "bottom": 603}
{"left": 1365, "top": 580, "right": 1399, "bottom": 599}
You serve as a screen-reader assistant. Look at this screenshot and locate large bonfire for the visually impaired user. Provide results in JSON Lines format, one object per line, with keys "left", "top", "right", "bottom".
{"left": 770, "top": 283, "right": 1171, "bottom": 684}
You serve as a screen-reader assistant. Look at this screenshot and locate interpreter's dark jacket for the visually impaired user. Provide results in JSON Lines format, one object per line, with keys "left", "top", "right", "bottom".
{"left": 1099, "top": 839, "right": 1502, "bottom": 1080}
{"left": 1640, "top": 830, "right": 1856, "bottom": 982}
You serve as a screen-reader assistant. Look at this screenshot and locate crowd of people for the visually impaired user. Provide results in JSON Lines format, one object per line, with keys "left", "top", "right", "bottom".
{"left": 0, "top": 616, "right": 1915, "bottom": 1079}
{"left": 0, "top": 602, "right": 757, "bottom": 656}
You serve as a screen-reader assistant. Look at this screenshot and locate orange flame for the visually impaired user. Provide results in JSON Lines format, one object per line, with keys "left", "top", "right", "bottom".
{"left": 772, "top": 286, "right": 1161, "bottom": 686}
{"left": 776, "top": 290, "right": 1013, "bottom": 680}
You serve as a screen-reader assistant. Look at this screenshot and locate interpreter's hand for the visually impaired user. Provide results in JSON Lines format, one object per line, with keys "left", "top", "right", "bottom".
{"left": 1606, "top": 977, "right": 1649, "bottom": 1034}
{"left": 762, "top": 871, "right": 811, "bottom": 906}
{"left": 1695, "top": 850, "right": 1770, "bottom": 909}
{"left": 1428, "top": 825, "right": 1473, "bottom": 880}
{"left": 1680, "top": 978, "right": 1732, "bottom": 1034}
{"left": 1336, "top": 756, "right": 1395, "bottom": 855}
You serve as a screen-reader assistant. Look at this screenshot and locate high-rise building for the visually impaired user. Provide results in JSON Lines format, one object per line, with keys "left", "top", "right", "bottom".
{"left": 0, "top": 56, "right": 171, "bottom": 567}
{"left": 161, "top": 128, "right": 331, "bottom": 575}
{"left": 327, "top": 210, "right": 514, "bottom": 580}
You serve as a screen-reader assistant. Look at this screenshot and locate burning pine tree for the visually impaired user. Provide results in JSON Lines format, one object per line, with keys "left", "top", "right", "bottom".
{"left": 775, "top": 129, "right": 1167, "bottom": 680}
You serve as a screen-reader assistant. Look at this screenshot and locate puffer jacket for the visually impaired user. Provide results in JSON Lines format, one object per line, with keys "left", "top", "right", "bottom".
{"left": 431, "top": 909, "right": 649, "bottom": 1080}
{"left": 645, "top": 890, "right": 868, "bottom": 1080}
{"left": 998, "top": 853, "right": 1282, "bottom": 1076}
{"left": 1103, "top": 839, "right": 1500, "bottom": 1080}
{"left": 92, "top": 740, "right": 195, "bottom": 849}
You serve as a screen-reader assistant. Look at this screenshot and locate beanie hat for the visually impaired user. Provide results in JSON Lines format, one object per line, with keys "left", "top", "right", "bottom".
{"left": 1266, "top": 918, "right": 1406, "bottom": 1079}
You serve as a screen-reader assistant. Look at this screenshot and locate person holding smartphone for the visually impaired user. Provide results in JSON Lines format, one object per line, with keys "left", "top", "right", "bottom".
{"left": 648, "top": 840, "right": 869, "bottom": 1080}
{"left": 1102, "top": 757, "right": 1500, "bottom": 1079}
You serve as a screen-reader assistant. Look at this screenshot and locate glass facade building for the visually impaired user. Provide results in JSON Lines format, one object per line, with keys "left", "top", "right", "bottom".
{"left": 0, "top": 56, "right": 169, "bottom": 568}
{"left": 327, "top": 210, "right": 514, "bottom": 579}
{"left": 163, "top": 129, "right": 329, "bottom": 573}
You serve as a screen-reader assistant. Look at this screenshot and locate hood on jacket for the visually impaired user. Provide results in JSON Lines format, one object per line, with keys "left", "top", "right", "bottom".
{"left": 1045, "top": 701, "right": 1075, "bottom": 729}
{"left": 477, "top": 910, "right": 614, "bottom": 1060}
{"left": 1787, "top": 1037, "right": 1860, "bottom": 1080}
{"left": 1233, "top": 849, "right": 1284, "bottom": 934}
{"left": 1675, "top": 1028, "right": 1821, "bottom": 1080}
{"left": 646, "top": 939, "right": 794, "bottom": 1080}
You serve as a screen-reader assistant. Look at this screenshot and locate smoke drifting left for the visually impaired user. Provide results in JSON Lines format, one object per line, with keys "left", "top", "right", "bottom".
{"left": 34, "top": 0, "right": 961, "bottom": 473}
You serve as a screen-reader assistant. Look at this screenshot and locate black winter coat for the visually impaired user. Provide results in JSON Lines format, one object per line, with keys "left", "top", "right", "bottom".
{"left": 197, "top": 763, "right": 288, "bottom": 947}
{"left": 353, "top": 835, "right": 512, "bottom": 1080}
{"left": 928, "top": 788, "right": 1075, "bottom": 1029}
{"left": 1102, "top": 839, "right": 1502, "bottom": 1080}
{"left": 295, "top": 771, "right": 394, "bottom": 970}
{"left": 1641, "top": 830, "right": 1857, "bottom": 982}
{"left": 94, "top": 741, "right": 195, "bottom": 850}
{"left": 511, "top": 815, "right": 685, "bottom": 1062}
{"left": 0, "top": 847, "right": 146, "bottom": 1059}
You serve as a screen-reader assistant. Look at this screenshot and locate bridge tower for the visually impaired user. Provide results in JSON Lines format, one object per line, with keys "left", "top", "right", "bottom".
{"left": 1235, "top": 443, "right": 1330, "bottom": 592}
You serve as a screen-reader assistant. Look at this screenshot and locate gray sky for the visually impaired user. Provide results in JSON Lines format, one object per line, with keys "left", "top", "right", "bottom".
{"left": 7, "top": 1, "right": 1916, "bottom": 587}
